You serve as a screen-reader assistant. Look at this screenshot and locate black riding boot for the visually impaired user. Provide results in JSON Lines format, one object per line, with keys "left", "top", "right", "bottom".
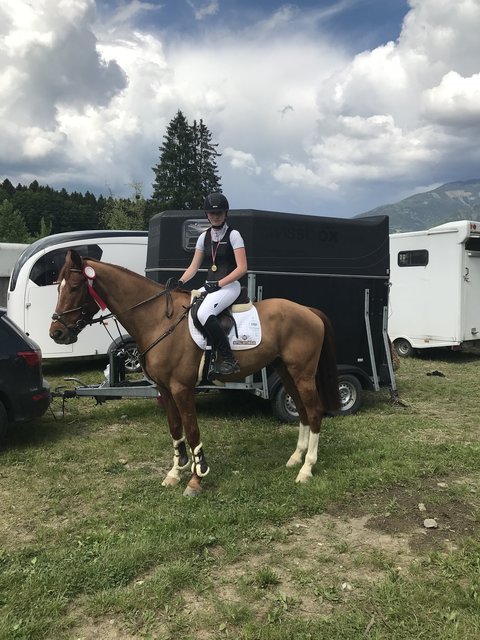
{"left": 204, "top": 315, "right": 240, "bottom": 376}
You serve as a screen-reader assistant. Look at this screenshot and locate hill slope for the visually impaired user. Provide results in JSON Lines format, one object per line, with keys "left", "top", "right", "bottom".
{"left": 357, "top": 179, "right": 480, "bottom": 232}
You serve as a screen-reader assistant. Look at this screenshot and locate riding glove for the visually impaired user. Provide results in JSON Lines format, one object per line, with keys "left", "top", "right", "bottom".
{"left": 204, "top": 281, "right": 220, "bottom": 293}
{"left": 165, "top": 277, "right": 183, "bottom": 290}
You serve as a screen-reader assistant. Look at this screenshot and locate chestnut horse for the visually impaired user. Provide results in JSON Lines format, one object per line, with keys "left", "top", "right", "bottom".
{"left": 50, "top": 250, "right": 340, "bottom": 497}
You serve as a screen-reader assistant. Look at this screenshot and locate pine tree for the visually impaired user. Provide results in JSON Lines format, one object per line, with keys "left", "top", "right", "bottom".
{"left": 38, "top": 217, "right": 52, "bottom": 239}
{"left": 100, "top": 184, "right": 146, "bottom": 230}
{"left": 0, "top": 199, "right": 31, "bottom": 242}
{"left": 151, "top": 111, "right": 222, "bottom": 213}
{"left": 196, "top": 119, "right": 221, "bottom": 198}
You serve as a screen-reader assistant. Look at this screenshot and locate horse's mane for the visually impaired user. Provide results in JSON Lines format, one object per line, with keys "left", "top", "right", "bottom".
{"left": 85, "top": 257, "right": 157, "bottom": 286}
{"left": 85, "top": 257, "right": 191, "bottom": 297}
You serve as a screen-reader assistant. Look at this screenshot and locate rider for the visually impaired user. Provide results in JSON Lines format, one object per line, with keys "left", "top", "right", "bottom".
{"left": 167, "top": 192, "right": 248, "bottom": 376}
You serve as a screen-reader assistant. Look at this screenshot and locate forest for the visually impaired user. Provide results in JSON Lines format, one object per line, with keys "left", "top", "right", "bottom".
{"left": 0, "top": 111, "right": 222, "bottom": 243}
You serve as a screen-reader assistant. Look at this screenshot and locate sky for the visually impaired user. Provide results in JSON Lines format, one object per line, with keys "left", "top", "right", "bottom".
{"left": 1, "top": 0, "right": 479, "bottom": 218}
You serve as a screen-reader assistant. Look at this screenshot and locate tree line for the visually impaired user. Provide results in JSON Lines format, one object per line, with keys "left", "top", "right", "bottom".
{"left": 0, "top": 111, "right": 222, "bottom": 243}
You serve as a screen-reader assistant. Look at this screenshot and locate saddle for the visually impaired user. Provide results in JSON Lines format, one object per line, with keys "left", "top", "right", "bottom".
{"left": 190, "top": 286, "right": 251, "bottom": 339}
{"left": 188, "top": 288, "right": 261, "bottom": 385}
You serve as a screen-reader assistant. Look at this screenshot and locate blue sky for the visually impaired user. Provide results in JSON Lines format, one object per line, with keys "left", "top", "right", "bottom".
{"left": 1, "top": 0, "right": 479, "bottom": 218}
{"left": 103, "top": 0, "right": 409, "bottom": 50}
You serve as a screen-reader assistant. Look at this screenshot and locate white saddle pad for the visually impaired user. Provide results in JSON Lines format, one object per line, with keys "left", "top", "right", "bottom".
{"left": 188, "top": 305, "right": 261, "bottom": 351}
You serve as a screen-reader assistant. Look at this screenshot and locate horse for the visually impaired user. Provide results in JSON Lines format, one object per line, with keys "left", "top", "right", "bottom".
{"left": 49, "top": 250, "right": 340, "bottom": 497}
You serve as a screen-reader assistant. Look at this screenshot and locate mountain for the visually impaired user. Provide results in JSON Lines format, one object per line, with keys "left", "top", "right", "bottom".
{"left": 356, "top": 179, "right": 480, "bottom": 232}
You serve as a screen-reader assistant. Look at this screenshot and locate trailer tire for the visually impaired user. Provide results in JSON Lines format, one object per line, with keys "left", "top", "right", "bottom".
{"left": 331, "top": 374, "right": 362, "bottom": 416}
{"left": 108, "top": 337, "right": 142, "bottom": 373}
{"left": 271, "top": 373, "right": 364, "bottom": 421}
{"left": 394, "top": 338, "right": 414, "bottom": 358}
{"left": 271, "top": 386, "right": 299, "bottom": 423}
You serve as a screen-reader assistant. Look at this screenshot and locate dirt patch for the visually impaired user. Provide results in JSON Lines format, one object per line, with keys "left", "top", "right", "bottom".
{"left": 326, "top": 475, "right": 480, "bottom": 553}
{"left": 67, "top": 474, "right": 480, "bottom": 639}
{"left": 175, "top": 474, "right": 480, "bottom": 636}
{"left": 62, "top": 617, "right": 139, "bottom": 640}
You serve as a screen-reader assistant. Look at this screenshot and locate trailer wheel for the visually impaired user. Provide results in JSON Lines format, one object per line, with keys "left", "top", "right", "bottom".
{"left": 271, "top": 386, "right": 299, "bottom": 423}
{"left": 394, "top": 338, "right": 414, "bottom": 358}
{"left": 108, "top": 337, "right": 142, "bottom": 373}
{"left": 332, "top": 374, "right": 362, "bottom": 416}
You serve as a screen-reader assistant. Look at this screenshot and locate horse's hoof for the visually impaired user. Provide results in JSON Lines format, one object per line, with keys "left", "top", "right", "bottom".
{"left": 286, "top": 454, "right": 302, "bottom": 468}
{"left": 162, "top": 475, "right": 180, "bottom": 487}
{"left": 295, "top": 470, "right": 312, "bottom": 484}
{"left": 183, "top": 485, "right": 202, "bottom": 498}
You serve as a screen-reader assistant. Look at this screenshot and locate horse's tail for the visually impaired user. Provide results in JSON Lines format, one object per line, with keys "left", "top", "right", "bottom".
{"left": 309, "top": 307, "right": 341, "bottom": 413}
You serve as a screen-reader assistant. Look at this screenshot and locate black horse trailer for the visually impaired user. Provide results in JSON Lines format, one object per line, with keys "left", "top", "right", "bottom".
{"left": 141, "top": 209, "right": 396, "bottom": 418}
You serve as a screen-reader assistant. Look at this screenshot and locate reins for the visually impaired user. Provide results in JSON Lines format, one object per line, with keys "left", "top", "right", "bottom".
{"left": 137, "top": 305, "right": 191, "bottom": 359}
{"left": 125, "top": 287, "right": 175, "bottom": 319}
{"left": 53, "top": 265, "right": 190, "bottom": 356}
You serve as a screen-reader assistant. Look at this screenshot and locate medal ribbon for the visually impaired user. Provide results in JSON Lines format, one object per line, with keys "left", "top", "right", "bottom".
{"left": 210, "top": 227, "right": 225, "bottom": 271}
{"left": 83, "top": 265, "right": 107, "bottom": 310}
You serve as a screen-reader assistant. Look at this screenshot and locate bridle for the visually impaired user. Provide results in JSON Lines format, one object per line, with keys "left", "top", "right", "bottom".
{"left": 52, "top": 264, "right": 191, "bottom": 356}
{"left": 51, "top": 268, "right": 100, "bottom": 336}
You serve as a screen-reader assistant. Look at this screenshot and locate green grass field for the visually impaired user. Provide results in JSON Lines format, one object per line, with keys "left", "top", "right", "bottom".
{"left": 1, "top": 351, "right": 480, "bottom": 639}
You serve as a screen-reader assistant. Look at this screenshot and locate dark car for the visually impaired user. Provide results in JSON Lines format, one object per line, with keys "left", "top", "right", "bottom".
{"left": 0, "top": 308, "right": 50, "bottom": 438}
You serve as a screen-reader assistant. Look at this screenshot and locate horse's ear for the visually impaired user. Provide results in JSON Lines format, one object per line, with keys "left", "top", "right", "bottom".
{"left": 67, "top": 249, "right": 83, "bottom": 270}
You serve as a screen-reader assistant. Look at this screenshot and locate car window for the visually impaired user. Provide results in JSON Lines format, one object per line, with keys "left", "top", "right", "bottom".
{"left": 29, "top": 244, "right": 103, "bottom": 287}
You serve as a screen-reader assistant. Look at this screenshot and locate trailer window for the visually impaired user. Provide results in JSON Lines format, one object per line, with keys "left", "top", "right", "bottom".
{"left": 182, "top": 219, "right": 210, "bottom": 251}
{"left": 29, "top": 244, "right": 103, "bottom": 286}
{"left": 466, "top": 237, "right": 480, "bottom": 252}
{"left": 397, "top": 250, "right": 429, "bottom": 267}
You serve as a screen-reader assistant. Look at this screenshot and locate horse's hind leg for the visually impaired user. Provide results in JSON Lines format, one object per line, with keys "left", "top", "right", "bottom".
{"left": 293, "top": 376, "right": 324, "bottom": 484}
{"left": 275, "top": 362, "right": 324, "bottom": 483}
{"left": 273, "top": 362, "right": 311, "bottom": 469}
{"left": 159, "top": 387, "right": 190, "bottom": 487}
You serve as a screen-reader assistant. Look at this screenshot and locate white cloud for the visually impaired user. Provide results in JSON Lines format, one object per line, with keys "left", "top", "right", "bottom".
{"left": 224, "top": 148, "right": 261, "bottom": 176}
{"left": 422, "top": 71, "right": 480, "bottom": 127}
{"left": 186, "top": 0, "right": 219, "bottom": 21}
{"left": 108, "top": 1, "right": 160, "bottom": 26}
{"left": 1, "top": 0, "right": 480, "bottom": 216}
{"left": 271, "top": 0, "right": 480, "bottom": 203}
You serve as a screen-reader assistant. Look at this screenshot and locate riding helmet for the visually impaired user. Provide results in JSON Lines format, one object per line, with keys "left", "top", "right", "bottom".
{"left": 203, "top": 192, "right": 229, "bottom": 213}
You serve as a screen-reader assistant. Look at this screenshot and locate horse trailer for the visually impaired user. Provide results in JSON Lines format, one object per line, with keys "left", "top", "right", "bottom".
{"left": 389, "top": 220, "right": 480, "bottom": 357}
{"left": 7, "top": 230, "right": 148, "bottom": 364}
{"left": 0, "top": 243, "right": 29, "bottom": 306}
{"left": 142, "top": 209, "right": 396, "bottom": 417}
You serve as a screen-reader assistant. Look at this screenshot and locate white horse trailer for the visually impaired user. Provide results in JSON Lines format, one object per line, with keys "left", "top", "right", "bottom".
{"left": 7, "top": 230, "right": 148, "bottom": 363}
{"left": 389, "top": 220, "right": 480, "bottom": 356}
{"left": 0, "top": 243, "right": 29, "bottom": 306}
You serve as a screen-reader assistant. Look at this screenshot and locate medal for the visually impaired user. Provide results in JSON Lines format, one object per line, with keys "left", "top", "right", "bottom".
{"left": 210, "top": 227, "right": 224, "bottom": 274}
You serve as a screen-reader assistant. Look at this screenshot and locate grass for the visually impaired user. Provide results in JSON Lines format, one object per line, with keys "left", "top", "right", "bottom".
{"left": 0, "top": 350, "right": 480, "bottom": 639}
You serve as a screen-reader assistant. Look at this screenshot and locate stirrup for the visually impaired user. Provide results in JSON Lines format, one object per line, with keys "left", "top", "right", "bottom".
{"left": 215, "top": 358, "right": 240, "bottom": 376}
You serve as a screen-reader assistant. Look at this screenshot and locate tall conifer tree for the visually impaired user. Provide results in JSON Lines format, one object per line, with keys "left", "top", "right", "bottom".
{"left": 151, "top": 111, "right": 222, "bottom": 212}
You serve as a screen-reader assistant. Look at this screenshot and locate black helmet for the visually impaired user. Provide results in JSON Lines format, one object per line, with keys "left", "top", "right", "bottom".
{"left": 203, "top": 192, "right": 229, "bottom": 213}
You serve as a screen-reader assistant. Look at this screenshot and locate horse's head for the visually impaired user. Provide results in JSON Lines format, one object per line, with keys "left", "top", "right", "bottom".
{"left": 49, "top": 249, "right": 101, "bottom": 344}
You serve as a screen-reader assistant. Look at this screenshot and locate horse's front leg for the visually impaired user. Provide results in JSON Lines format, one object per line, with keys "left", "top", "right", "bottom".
{"left": 159, "top": 388, "right": 190, "bottom": 487}
{"left": 171, "top": 384, "right": 209, "bottom": 498}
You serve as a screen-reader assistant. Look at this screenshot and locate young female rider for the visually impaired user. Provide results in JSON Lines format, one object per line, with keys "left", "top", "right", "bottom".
{"left": 166, "top": 193, "right": 248, "bottom": 376}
